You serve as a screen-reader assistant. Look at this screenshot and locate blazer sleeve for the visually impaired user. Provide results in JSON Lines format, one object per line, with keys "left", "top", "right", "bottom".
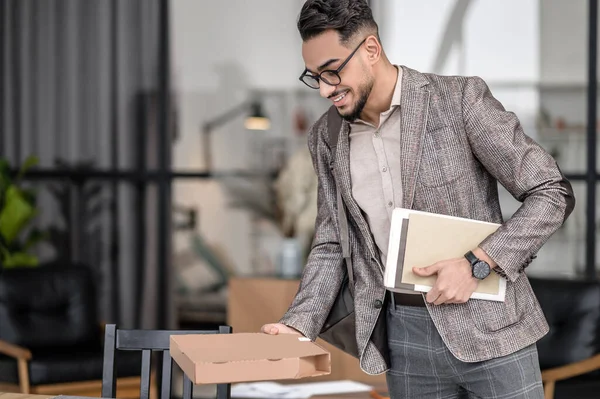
{"left": 278, "top": 116, "right": 346, "bottom": 340}
{"left": 461, "top": 76, "right": 575, "bottom": 282}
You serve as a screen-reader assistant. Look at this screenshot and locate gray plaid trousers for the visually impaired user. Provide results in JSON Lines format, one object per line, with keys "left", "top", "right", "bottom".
{"left": 386, "top": 303, "right": 544, "bottom": 399}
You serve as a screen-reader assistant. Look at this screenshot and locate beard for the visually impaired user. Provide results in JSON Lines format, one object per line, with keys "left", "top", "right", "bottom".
{"left": 338, "top": 76, "right": 374, "bottom": 123}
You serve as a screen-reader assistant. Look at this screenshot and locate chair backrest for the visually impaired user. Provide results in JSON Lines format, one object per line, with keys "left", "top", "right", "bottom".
{"left": 530, "top": 276, "right": 600, "bottom": 369}
{"left": 102, "top": 324, "right": 232, "bottom": 399}
{"left": 0, "top": 265, "right": 99, "bottom": 351}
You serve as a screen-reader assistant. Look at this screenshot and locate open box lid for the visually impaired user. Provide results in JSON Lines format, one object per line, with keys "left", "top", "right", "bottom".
{"left": 170, "top": 333, "right": 331, "bottom": 384}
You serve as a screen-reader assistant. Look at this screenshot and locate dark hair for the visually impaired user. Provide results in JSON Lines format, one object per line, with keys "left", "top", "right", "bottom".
{"left": 297, "top": 0, "right": 379, "bottom": 45}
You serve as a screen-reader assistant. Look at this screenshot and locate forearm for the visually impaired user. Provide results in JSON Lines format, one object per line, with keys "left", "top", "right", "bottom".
{"left": 279, "top": 243, "right": 344, "bottom": 339}
{"left": 462, "top": 76, "right": 575, "bottom": 281}
{"left": 478, "top": 188, "right": 572, "bottom": 281}
{"left": 279, "top": 116, "right": 346, "bottom": 339}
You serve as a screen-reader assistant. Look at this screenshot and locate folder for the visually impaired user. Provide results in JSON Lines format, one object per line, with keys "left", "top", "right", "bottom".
{"left": 384, "top": 208, "right": 507, "bottom": 302}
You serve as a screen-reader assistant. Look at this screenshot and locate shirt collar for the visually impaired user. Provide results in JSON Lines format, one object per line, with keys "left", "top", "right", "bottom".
{"left": 390, "top": 65, "right": 402, "bottom": 107}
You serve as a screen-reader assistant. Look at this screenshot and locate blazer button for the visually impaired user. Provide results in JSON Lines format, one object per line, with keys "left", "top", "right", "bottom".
{"left": 374, "top": 299, "right": 383, "bottom": 309}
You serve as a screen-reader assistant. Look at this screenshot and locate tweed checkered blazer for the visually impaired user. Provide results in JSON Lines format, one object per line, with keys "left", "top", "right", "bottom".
{"left": 279, "top": 66, "right": 575, "bottom": 375}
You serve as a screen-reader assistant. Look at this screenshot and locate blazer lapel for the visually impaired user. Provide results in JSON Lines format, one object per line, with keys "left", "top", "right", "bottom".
{"left": 399, "top": 66, "right": 431, "bottom": 209}
{"left": 333, "top": 120, "right": 381, "bottom": 267}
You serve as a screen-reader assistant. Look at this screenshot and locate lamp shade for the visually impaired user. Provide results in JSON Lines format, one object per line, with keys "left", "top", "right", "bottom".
{"left": 244, "top": 102, "right": 270, "bottom": 130}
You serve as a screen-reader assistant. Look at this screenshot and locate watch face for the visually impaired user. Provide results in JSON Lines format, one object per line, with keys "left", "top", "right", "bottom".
{"left": 473, "top": 261, "right": 491, "bottom": 280}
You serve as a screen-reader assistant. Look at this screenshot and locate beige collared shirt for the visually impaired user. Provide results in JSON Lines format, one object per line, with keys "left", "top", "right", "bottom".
{"left": 349, "top": 66, "right": 403, "bottom": 269}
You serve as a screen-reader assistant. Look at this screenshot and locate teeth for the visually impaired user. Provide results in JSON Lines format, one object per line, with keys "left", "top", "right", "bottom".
{"left": 333, "top": 91, "right": 347, "bottom": 102}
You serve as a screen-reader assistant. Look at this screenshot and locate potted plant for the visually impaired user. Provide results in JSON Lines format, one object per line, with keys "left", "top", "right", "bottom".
{"left": 0, "top": 155, "right": 46, "bottom": 270}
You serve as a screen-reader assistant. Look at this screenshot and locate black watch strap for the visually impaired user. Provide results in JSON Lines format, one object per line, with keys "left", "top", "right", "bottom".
{"left": 464, "top": 250, "right": 478, "bottom": 265}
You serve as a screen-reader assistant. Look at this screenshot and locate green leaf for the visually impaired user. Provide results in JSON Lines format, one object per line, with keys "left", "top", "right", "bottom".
{"left": 16, "top": 155, "right": 39, "bottom": 181}
{"left": 3, "top": 252, "right": 39, "bottom": 268}
{"left": 0, "top": 185, "right": 36, "bottom": 244}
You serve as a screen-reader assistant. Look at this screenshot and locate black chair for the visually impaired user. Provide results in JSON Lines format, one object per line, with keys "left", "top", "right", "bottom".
{"left": 0, "top": 265, "right": 142, "bottom": 397}
{"left": 101, "top": 324, "right": 232, "bottom": 399}
{"left": 530, "top": 276, "right": 600, "bottom": 399}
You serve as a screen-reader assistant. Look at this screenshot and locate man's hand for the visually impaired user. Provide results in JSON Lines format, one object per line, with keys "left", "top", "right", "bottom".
{"left": 412, "top": 257, "right": 478, "bottom": 305}
{"left": 261, "top": 323, "right": 303, "bottom": 336}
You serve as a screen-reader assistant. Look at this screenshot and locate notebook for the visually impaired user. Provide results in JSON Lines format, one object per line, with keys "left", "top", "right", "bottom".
{"left": 384, "top": 208, "right": 506, "bottom": 302}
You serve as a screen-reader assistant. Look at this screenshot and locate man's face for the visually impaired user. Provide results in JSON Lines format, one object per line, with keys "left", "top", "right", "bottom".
{"left": 301, "top": 30, "right": 374, "bottom": 122}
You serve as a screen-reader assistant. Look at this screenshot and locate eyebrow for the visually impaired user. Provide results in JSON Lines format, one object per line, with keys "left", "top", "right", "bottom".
{"left": 306, "top": 58, "right": 340, "bottom": 74}
{"left": 317, "top": 58, "right": 339, "bottom": 71}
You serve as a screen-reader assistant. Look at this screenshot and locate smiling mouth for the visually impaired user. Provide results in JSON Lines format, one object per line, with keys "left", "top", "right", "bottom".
{"left": 330, "top": 90, "right": 349, "bottom": 103}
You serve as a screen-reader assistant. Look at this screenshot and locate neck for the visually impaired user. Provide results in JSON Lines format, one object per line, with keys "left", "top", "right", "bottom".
{"left": 360, "top": 62, "right": 398, "bottom": 126}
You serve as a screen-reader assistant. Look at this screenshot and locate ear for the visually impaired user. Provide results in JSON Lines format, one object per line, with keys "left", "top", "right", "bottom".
{"left": 364, "top": 35, "right": 382, "bottom": 65}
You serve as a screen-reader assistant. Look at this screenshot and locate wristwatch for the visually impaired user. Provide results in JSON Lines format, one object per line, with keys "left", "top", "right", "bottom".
{"left": 464, "top": 250, "right": 491, "bottom": 280}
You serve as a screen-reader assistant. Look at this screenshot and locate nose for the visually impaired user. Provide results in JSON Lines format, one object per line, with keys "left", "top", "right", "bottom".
{"left": 319, "top": 81, "right": 337, "bottom": 99}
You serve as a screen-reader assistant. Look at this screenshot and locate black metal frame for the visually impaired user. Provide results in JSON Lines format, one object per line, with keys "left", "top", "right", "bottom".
{"left": 298, "top": 37, "right": 367, "bottom": 89}
{"left": 584, "top": 0, "right": 598, "bottom": 279}
{"left": 156, "top": 0, "right": 171, "bottom": 330}
{"left": 110, "top": 0, "right": 122, "bottom": 325}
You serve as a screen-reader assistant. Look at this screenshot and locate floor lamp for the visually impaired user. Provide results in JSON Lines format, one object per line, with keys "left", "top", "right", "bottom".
{"left": 201, "top": 100, "right": 271, "bottom": 172}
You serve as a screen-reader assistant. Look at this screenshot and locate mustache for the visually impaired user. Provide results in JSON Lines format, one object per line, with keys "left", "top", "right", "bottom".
{"left": 328, "top": 89, "right": 349, "bottom": 99}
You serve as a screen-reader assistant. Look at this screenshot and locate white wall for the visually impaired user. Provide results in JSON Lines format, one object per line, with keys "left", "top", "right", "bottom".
{"left": 540, "top": 0, "right": 587, "bottom": 85}
{"left": 376, "top": 0, "right": 541, "bottom": 137}
{"left": 171, "top": 0, "right": 305, "bottom": 93}
{"left": 379, "top": 0, "right": 539, "bottom": 82}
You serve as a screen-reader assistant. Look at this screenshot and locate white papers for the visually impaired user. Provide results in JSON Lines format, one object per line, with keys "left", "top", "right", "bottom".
{"left": 231, "top": 382, "right": 297, "bottom": 398}
{"left": 287, "top": 380, "right": 373, "bottom": 396}
{"left": 231, "top": 380, "right": 373, "bottom": 398}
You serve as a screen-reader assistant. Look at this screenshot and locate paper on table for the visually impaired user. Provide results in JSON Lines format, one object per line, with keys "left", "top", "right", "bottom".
{"left": 231, "top": 380, "right": 373, "bottom": 398}
{"left": 231, "top": 381, "right": 299, "bottom": 398}
{"left": 285, "top": 380, "right": 373, "bottom": 396}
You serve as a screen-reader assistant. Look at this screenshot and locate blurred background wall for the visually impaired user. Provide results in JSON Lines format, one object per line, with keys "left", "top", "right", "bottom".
{"left": 0, "top": 0, "right": 597, "bottom": 330}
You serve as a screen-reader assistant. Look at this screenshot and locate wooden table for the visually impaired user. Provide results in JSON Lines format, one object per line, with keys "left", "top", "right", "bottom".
{"left": 0, "top": 394, "right": 54, "bottom": 399}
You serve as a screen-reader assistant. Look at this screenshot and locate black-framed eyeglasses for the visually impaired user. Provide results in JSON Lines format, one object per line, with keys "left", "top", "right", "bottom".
{"left": 299, "top": 38, "right": 367, "bottom": 89}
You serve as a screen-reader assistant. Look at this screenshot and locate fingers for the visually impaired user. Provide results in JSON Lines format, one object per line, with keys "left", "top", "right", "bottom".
{"left": 426, "top": 286, "right": 441, "bottom": 304}
{"left": 261, "top": 324, "right": 279, "bottom": 335}
{"left": 413, "top": 263, "right": 440, "bottom": 277}
{"left": 447, "top": 294, "right": 471, "bottom": 304}
{"left": 428, "top": 289, "right": 470, "bottom": 305}
{"left": 261, "top": 323, "right": 303, "bottom": 335}
{"left": 422, "top": 260, "right": 476, "bottom": 305}
{"left": 446, "top": 298, "right": 468, "bottom": 304}
{"left": 433, "top": 292, "right": 448, "bottom": 306}
{"left": 426, "top": 284, "right": 463, "bottom": 305}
